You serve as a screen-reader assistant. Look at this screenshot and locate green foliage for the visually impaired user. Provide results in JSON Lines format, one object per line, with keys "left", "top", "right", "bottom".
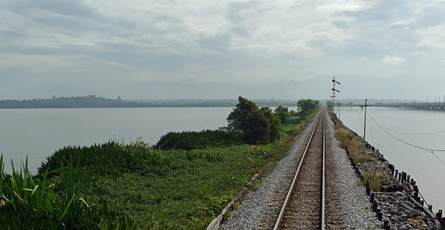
{"left": 246, "top": 145, "right": 272, "bottom": 159}
{"left": 227, "top": 96, "right": 282, "bottom": 144}
{"left": 0, "top": 156, "right": 133, "bottom": 229}
{"left": 39, "top": 141, "right": 171, "bottom": 177}
{"left": 156, "top": 130, "right": 242, "bottom": 150}
{"left": 57, "top": 144, "right": 282, "bottom": 229}
{"left": 274, "top": 105, "right": 291, "bottom": 124}
{"left": 261, "top": 107, "right": 282, "bottom": 142}
{"left": 30, "top": 129, "right": 307, "bottom": 229}
{"left": 192, "top": 194, "right": 233, "bottom": 222}
{"left": 297, "top": 99, "right": 319, "bottom": 117}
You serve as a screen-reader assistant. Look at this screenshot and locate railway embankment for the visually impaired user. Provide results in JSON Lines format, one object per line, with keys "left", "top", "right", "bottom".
{"left": 221, "top": 109, "right": 381, "bottom": 229}
{"left": 214, "top": 109, "right": 443, "bottom": 229}
{"left": 332, "top": 113, "right": 444, "bottom": 230}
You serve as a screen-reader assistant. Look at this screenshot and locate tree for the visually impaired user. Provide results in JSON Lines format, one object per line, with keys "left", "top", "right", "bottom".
{"left": 227, "top": 96, "right": 282, "bottom": 144}
{"left": 297, "top": 99, "right": 319, "bottom": 117}
{"left": 261, "top": 107, "right": 282, "bottom": 142}
{"left": 274, "top": 105, "right": 290, "bottom": 124}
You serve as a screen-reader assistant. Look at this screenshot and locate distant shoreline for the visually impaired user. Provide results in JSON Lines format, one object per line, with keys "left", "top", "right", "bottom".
{"left": 0, "top": 95, "right": 299, "bottom": 109}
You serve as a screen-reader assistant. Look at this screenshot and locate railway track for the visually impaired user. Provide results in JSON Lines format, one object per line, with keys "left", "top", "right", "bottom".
{"left": 274, "top": 108, "right": 328, "bottom": 230}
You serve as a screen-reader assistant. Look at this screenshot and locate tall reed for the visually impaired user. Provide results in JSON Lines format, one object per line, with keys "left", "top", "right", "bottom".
{"left": 0, "top": 154, "right": 133, "bottom": 229}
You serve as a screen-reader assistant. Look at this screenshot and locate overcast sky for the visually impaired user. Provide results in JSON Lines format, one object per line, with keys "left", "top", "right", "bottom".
{"left": 1, "top": 0, "right": 445, "bottom": 100}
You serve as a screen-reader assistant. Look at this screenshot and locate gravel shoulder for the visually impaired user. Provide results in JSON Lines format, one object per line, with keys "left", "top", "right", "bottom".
{"left": 325, "top": 114, "right": 381, "bottom": 229}
{"left": 222, "top": 111, "right": 382, "bottom": 229}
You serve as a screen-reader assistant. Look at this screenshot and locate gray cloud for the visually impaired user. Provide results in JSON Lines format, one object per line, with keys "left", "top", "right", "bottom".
{"left": 1, "top": 0, "right": 445, "bottom": 100}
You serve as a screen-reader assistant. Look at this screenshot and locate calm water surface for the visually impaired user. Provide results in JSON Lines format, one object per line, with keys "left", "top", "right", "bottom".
{"left": 1, "top": 107, "right": 298, "bottom": 174}
{"left": 339, "top": 106, "right": 445, "bottom": 212}
{"left": 0, "top": 107, "right": 235, "bottom": 173}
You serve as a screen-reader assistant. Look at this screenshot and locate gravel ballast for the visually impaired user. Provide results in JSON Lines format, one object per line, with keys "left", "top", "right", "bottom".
{"left": 222, "top": 111, "right": 382, "bottom": 229}
{"left": 325, "top": 114, "right": 381, "bottom": 229}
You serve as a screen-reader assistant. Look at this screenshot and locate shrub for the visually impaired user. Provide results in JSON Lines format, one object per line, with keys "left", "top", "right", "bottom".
{"left": 0, "top": 156, "right": 133, "bottom": 229}
{"left": 156, "top": 130, "right": 242, "bottom": 150}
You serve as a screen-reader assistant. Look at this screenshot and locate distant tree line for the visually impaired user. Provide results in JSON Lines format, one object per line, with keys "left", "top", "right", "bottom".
{"left": 0, "top": 96, "right": 299, "bottom": 108}
{"left": 0, "top": 95, "right": 133, "bottom": 108}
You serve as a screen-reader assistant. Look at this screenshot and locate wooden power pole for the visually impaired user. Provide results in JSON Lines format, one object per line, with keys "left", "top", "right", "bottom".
{"left": 359, "top": 99, "right": 371, "bottom": 140}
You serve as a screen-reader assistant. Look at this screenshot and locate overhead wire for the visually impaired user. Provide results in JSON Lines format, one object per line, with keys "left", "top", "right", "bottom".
{"left": 378, "top": 125, "right": 445, "bottom": 136}
{"left": 366, "top": 110, "right": 445, "bottom": 166}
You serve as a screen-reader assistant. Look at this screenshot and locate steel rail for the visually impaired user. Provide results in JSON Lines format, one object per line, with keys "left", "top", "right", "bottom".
{"left": 273, "top": 109, "right": 325, "bottom": 230}
{"left": 321, "top": 109, "right": 326, "bottom": 229}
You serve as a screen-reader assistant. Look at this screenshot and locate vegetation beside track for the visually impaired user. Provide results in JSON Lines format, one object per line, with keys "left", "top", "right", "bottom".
{"left": 1, "top": 98, "right": 319, "bottom": 229}
{"left": 331, "top": 111, "right": 383, "bottom": 192}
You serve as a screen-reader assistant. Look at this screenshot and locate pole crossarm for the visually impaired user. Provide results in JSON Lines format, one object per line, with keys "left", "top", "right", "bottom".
{"left": 332, "top": 79, "right": 341, "bottom": 85}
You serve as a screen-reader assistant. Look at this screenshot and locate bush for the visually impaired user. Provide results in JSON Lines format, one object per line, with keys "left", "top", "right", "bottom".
{"left": 156, "top": 130, "right": 242, "bottom": 150}
{"left": 38, "top": 141, "right": 169, "bottom": 177}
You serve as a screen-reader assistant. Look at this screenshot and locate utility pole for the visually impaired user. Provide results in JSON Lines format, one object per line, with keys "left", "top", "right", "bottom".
{"left": 332, "top": 77, "right": 341, "bottom": 113}
{"left": 359, "top": 99, "right": 371, "bottom": 141}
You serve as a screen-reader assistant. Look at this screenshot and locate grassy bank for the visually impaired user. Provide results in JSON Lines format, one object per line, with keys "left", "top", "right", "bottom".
{"left": 331, "top": 112, "right": 383, "bottom": 192}
{"left": 1, "top": 104, "right": 318, "bottom": 229}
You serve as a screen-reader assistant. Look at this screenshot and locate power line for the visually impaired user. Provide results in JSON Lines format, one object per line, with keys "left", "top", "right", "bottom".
{"left": 355, "top": 105, "right": 445, "bottom": 136}
{"left": 366, "top": 111, "right": 445, "bottom": 167}
{"left": 366, "top": 111, "right": 445, "bottom": 152}
{"left": 378, "top": 125, "right": 445, "bottom": 136}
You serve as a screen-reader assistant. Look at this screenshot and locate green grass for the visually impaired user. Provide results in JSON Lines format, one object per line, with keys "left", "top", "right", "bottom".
{"left": 0, "top": 156, "right": 133, "bottom": 229}
{"left": 332, "top": 115, "right": 383, "bottom": 192}
{"left": 1, "top": 106, "right": 317, "bottom": 229}
{"left": 36, "top": 121, "right": 305, "bottom": 229}
{"left": 44, "top": 138, "right": 298, "bottom": 229}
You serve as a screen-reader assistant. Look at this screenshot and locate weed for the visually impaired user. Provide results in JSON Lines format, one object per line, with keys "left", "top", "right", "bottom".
{"left": 356, "top": 179, "right": 365, "bottom": 186}
{"left": 334, "top": 122, "right": 382, "bottom": 192}
{"left": 2, "top": 105, "right": 318, "bottom": 229}
{"left": 0, "top": 156, "right": 133, "bottom": 229}
{"left": 364, "top": 171, "right": 381, "bottom": 192}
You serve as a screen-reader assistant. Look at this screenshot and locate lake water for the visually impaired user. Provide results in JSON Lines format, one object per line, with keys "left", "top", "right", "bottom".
{"left": 338, "top": 106, "right": 445, "bottom": 213}
{"left": 0, "top": 107, "right": 235, "bottom": 174}
{"left": 0, "top": 107, "right": 298, "bottom": 174}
